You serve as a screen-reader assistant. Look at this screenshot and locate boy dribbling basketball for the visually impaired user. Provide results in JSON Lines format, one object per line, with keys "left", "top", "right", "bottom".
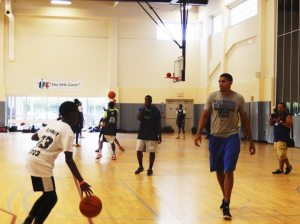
{"left": 24, "top": 101, "right": 93, "bottom": 224}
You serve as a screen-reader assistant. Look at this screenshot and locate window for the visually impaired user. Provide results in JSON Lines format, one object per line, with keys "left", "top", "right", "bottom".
{"left": 6, "top": 96, "right": 108, "bottom": 129}
{"left": 157, "top": 23, "right": 196, "bottom": 41}
{"left": 229, "top": 0, "right": 257, "bottom": 26}
{"left": 212, "top": 14, "right": 222, "bottom": 34}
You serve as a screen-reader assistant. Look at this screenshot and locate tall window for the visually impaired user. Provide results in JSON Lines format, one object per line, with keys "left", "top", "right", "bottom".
{"left": 157, "top": 23, "right": 196, "bottom": 41}
{"left": 6, "top": 96, "right": 108, "bottom": 129}
{"left": 212, "top": 14, "right": 222, "bottom": 34}
{"left": 229, "top": 0, "right": 257, "bottom": 26}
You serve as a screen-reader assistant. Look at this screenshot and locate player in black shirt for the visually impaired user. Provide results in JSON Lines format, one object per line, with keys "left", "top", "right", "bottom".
{"left": 135, "top": 95, "right": 162, "bottom": 176}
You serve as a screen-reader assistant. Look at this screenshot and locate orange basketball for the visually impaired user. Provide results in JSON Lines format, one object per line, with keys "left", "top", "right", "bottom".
{"left": 108, "top": 91, "right": 116, "bottom": 99}
{"left": 79, "top": 195, "right": 102, "bottom": 218}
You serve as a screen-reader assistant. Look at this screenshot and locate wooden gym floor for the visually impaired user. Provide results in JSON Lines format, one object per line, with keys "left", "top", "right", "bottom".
{"left": 0, "top": 132, "right": 300, "bottom": 224}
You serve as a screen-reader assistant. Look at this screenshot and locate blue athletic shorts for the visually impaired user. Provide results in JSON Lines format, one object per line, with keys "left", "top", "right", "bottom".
{"left": 208, "top": 133, "right": 240, "bottom": 172}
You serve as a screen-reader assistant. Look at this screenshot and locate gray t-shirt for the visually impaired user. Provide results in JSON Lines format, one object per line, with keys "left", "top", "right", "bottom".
{"left": 204, "top": 90, "right": 245, "bottom": 138}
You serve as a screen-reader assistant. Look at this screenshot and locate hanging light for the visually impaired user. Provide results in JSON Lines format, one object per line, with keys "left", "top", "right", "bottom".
{"left": 51, "top": 0, "right": 72, "bottom": 5}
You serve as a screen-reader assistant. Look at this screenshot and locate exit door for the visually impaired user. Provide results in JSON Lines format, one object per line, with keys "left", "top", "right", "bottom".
{"left": 165, "top": 99, "right": 193, "bottom": 133}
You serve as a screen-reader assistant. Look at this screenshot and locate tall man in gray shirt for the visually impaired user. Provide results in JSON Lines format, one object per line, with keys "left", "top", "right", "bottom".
{"left": 194, "top": 73, "right": 255, "bottom": 220}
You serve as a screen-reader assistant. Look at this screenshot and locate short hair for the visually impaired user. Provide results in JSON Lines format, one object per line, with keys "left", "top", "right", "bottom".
{"left": 108, "top": 101, "right": 115, "bottom": 108}
{"left": 59, "top": 101, "right": 78, "bottom": 118}
{"left": 277, "top": 102, "right": 286, "bottom": 108}
{"left": 74, "top": 98, "right": 80, "bottom": 106}
{"left": 220, "top": 73, "right": 233, "bottom": 82}
{"left": 145, "top": 95, "right": 152, "bottom": 102}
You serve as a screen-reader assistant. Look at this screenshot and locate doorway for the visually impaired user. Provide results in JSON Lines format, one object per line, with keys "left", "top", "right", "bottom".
{"left": 165, "top": 99, "right": 193, "bottom": 133}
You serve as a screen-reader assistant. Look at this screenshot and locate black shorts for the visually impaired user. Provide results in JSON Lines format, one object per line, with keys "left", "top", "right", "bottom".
{"left": 31, "top": 176, "right": 56, "bottom": 192}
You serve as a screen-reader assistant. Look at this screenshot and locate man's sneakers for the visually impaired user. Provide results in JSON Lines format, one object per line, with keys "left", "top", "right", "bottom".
{"left": 118, "top": 146, "right": 125, "bottom": 151}
{"left": 272, "top": 169, "right": 284, "bottom": 174}
{"left": 285, "top": 165, "right": 292, "bottom": 175}
{"left": 134, "top": 167, "right": 153, "bottom": 176}
{"left": 135, "top": 167, "right": 144, "bottom": 174}
{"left": 95, "top": 153, "right": 102, "bottom": 160}
{"left": 147, "top": 170, "right": 153, "bottom": 176}
{"left": 220, "top": 199, "right": 225, "bottom": 209}
{"left": 95, "top": 153, "right": 117, "bottom": 160}
{"left": 272, "top": 166, "right": 293, "bottom": 175}
{"left": 222, "top": 201, "right": 232, "bottom": 220}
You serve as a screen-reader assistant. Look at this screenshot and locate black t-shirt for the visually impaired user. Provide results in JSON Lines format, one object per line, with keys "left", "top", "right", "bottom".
{"left": 103, "top": 109, "right": 118, "bottom": 136}
{"left": 274, "top": 113, "right": 291, "bottom": 143}
{"left": 176, "top": 109, "right": 185, "bottom": 125}
{"left": 137, "top": 106, "right": 161, "bottom": 140}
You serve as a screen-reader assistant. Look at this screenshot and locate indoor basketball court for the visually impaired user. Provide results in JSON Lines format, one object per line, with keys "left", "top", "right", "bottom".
{"left": 1, "top": 0, "right": 300, "bottom": 224}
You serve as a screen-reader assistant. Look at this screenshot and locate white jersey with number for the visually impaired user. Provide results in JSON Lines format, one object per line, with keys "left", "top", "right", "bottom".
{"left": 26, "top": 120, "right": 74, "bottom": 177}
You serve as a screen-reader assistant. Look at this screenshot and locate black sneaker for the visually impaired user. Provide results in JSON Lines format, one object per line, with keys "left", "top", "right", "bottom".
{"left": 135, "top": 167, "right": 144, "bottom": 174}
{"left": 147, "top": 170, "right": 153, "bottom": 176}
{"left": 220, "top": 199, "right": 225, "bottom": 209}
{"left": 95, "top": 149, "right": 99, "bottom": 153}
{"left": 223, "top": 204, "right": 232, "bottom": 220}
{"left": 285, "top": 166, "right": 292, "bottom": 175}
{"left": 272, "top": 169, "right": 284, "bottom": 174}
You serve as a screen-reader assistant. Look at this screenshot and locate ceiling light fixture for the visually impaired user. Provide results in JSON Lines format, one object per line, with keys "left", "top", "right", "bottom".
{"left": 51, "top": 0, "right": 72, "bottom": 5}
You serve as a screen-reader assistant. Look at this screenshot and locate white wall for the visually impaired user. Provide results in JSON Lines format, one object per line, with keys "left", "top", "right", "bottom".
{"left": 0, "top": 1, "right": 276, "bottom": 104}
{"left": 4, "top": 16, "right": 110, "bottom": 96}
{"left": 1, "top": 2, "right": 201, "bottom": 103}
{"left": 197, "top": 0, "right": 275, "bottom": 103}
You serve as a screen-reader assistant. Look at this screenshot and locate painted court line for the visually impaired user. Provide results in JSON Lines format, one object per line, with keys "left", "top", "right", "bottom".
{"left": 120, "top": 179, "right": 158, "bottom": 218}
{"left": 0, "top": 208, "right": 17, "bottom": 224}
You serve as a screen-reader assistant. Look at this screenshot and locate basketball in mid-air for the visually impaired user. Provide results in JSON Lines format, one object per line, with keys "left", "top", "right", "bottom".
{"left": 79, "top": 195, "right": 102, "bottom": 218}
{"left": 108, "top": 91, "right": 116, "bottom": 99}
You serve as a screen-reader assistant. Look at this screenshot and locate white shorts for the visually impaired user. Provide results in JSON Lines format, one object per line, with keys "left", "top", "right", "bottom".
{"left": 136, "top": 139, "right": 157, "bottom": 153}
{"left": 104, "top": 135, "right": 116, "bottom": 144}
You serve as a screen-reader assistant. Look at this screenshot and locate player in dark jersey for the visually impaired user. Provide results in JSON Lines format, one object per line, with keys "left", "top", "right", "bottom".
{"left": 95, "top": 101, "right": 119, "bottom": 160}
{"left": 134, "top": 95, "right": 162, "bottom": 176}
{"left": 175, "top": 104, "right": 186, "bottom": 139}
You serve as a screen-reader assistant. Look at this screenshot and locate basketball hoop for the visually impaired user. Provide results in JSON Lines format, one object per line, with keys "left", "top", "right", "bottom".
{"left": 165, "top": 72, "right": 181, "bottom": 83}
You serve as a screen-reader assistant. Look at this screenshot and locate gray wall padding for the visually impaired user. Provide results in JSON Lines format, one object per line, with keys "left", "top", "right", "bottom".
{"left": 0, "top": 101, "right": 5, "bottom": 126}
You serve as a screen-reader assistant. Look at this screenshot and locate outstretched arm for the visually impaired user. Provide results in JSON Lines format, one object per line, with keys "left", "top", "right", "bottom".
{"left": 65, "top": 152, "right": 93, "bottom": 196}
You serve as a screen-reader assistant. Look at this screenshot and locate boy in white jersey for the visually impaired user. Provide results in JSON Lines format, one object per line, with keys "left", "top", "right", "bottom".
{"left": 194, "top": 73, "right": 255, "bottom": 220}
{"left": 24, "top": 101, "right": 93, "bottom": 224}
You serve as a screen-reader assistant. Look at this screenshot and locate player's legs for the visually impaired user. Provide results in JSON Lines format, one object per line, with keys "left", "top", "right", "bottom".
{"left": 74, "top": 132, "right": 80, "bottom": 147}
{"left": 147, "top": 141, "right": 157, "bottom": 176}
{"left": 25, "top": 177, "right": 57, "bottom": 224}
{"left": 115, "top": 138, "right": 125, "bottom": 151}
{"left": 34, "top": 191, "right": 58, "bottom": 223}
{"left": 111, "top": 142, "right": 116, "bottom": 160}
{"left": 181, "top": 125, "right": 185, "bottom": 139}
{"left": 176, "top": 124, "right": 181, "bottom": 139}
{"left": 135, "top": 140, "right": 145, "bottom": 174}
{"left": 96, "top": 134, "right": 104, "bottom": 159}
{"left": 273, "top": 141, "right": 287, "bottom": 174}
{"left": 148, "top": 152, "right": 155, "bottom": 176}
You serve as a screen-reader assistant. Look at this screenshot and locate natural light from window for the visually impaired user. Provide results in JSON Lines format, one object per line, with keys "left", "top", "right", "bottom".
{"left": 157, "top": 23, "right": 196, "bottom": 41}
{"left": 212, "top": 14, "right": 222, "bottom": 34}
{"left": 6, "top": 96, "right": 108, "bottom": 129}
{"left": 229, "top": 0, "right": 257, "bottom": 26}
